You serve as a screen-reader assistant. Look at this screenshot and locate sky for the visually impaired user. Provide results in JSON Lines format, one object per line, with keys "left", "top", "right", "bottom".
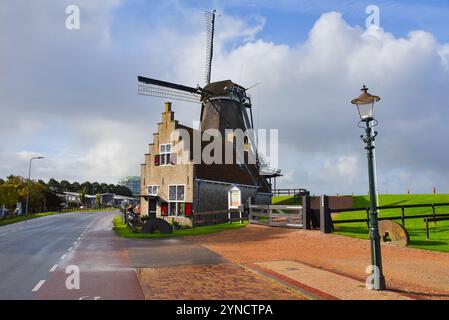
{"left": 1, "top": 0, "right": 449, "bottom": 195}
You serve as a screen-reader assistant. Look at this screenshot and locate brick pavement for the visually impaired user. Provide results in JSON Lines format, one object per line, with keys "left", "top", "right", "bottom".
{"left": 136, "top": 263, "right": 306, "bottom": 300}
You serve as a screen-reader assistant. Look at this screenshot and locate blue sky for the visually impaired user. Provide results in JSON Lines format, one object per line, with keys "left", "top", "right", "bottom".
{"left": 110, "top": 0, "right": 449, "bottom": 45}
{"left": 1, "top": 0, "right": 449, "bottom": 194}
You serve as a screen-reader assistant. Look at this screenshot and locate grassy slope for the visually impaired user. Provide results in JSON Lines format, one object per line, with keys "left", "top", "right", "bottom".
{"left": 334, "top": 194, "right": 449, "bottom": 252}
{"left": 0, "top": 207, "right": 114, "bottom": 227}
{"left": 272, "top": 196, "right": 301, "bottom": 205}
{"left": 112, "top": 216, "right": 248, "bottom": 238}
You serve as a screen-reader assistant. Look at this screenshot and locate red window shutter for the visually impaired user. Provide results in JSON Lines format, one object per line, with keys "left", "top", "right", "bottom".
{"left": 161, "top": 203, "right": 168, "bottom": 216}
{"left": 185, "top": 203, "right": 192, "bottom": 217}
{"left": 154, "top": 154, "right": 160, "bottom": 166}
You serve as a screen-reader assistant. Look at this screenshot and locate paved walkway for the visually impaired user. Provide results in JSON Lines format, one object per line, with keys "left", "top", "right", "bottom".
{"left": 245, "top": 260, "right": 412, "bottom": 300}
{"left": 137, "top": 263, "right": 305, "bottom": 300}
{"left": 190, "top": 224, "right": 449, "bottom": 299}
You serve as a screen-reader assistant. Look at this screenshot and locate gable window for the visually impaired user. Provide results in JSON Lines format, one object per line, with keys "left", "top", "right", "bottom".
{"left": 160, "top": 144, "right": 171, "bottom": 165}
{"left": 147, "top": 185, "right": 158, "bottom": 196}
{"left": 168, "top": 185, "right": 185, "bottom": 216}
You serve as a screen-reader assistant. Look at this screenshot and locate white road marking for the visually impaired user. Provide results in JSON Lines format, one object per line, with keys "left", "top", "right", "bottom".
{"left": 60, "top": 254, "right": 66, "bottom": 260}
{"left": 32, "top": 280, "right": 46, "bottom": 292}
{"left": 77, "top": 237, "right": 81, "bottom": 240}
{"left": 49, "top": 264, "right": 58, "bottom": 272}
{"left": 68, "top": 246, "right": 73, "bottom": 251}
{"left": 73, "top": 241, "right": 78, "bottom": 246}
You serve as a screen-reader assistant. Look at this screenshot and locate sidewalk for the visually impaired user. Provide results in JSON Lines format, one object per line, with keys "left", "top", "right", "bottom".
{"left": 190, "top": 224, "right": 449, "bottom": 299}
{"left": 136, "top": 263, "right": 306, "bottom": 300}
{"left": 243, "top": 260, "right": 413, "bottom": 300}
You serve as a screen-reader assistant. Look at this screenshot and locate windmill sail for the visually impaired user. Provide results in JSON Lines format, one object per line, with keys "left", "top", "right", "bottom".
{"left": 204, "top": 10, "right": 216, "bottom": 85}
{"left": 137, "top": 76, "right": 202, "bottom": 104}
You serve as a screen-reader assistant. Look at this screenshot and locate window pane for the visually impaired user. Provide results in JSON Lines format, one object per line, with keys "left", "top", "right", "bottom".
{"left": 169, "top": 186, "right": 177, "bottom": 201}
{"left": 166, "top": 154, "right": 171, "bottom": 165}
{"left": 166, "top": 144, "right": 171, "bottom": 152}
{"left": 161, "top": 144, "right": 166, "bottom": 153}
{"left": 177, "top": 186, "right": 185, "bottom": 201}
{"left": 178, "top": 203, "right": 185, "bottom": 216}
{"left": 168, "top": 203, "right": 176, "bottom": 216}
{"left": 161, "top": 154, "right": 166, "bottom": 165}
{"left": 148, "top": 186, "right": 157, "bottom": 195}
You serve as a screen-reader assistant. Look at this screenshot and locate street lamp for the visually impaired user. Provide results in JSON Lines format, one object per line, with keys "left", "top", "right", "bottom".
{"left": 351, "top": 85, "right": 386, "bottom": 290}
{"left": 25, "top": 156, "right": 44, "bottom": 216}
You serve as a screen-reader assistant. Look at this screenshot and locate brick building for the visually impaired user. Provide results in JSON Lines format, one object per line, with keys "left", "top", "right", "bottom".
{"left": 140, "top": 102, "right": 272, "bottom": 226}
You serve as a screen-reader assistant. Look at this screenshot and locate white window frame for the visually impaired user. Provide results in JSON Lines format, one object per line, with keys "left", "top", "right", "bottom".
{"left": 168, "top": 184, "right": 186, "bottom": 216}
{"left": 147, "top": 185, "right": 158, "bottom": 196}
{"left": 168, "top": 184, "right": 185, "bottom": 202}
{"left": 160, "top": 143, "right": 172, "bottom": 166}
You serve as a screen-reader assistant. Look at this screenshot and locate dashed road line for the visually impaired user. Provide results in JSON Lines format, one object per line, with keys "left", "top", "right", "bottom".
{"left": 60, "top": 254, "right": 67, "bottom": 260}
{"left": 49, "top": 264, "right": 58, "bottom": 272}
{"left": 32, "top": 280, "right": 46, "bottom": 292}
{"left": 68, "top": 246, "right": 73, "bottom": 251}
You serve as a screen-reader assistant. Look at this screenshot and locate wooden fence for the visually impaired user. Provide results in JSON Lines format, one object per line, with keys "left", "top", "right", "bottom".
{"left": 248, "top": 204, "right": 303, "bottom": 229}
{"left": 192, "top": 208, "right": 245, "bottom": 227}
{"left": 331, "top": 202, "right": 449, "bottom": 228}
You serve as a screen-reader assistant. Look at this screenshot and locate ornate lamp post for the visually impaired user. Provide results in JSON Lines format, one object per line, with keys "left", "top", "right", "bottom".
{"left": 25, "top": 156, "right": 44, "bottom": 216}
{"left": 351, "top": 85, "right": 386, "bottom": 290}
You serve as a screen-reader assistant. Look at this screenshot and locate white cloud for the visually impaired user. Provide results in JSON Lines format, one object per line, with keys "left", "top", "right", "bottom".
{"left": 1, "top": 3, "right": 448, "bottom": 194}
{"left": 323, "top": 155, "right": 361, "bottom": 184}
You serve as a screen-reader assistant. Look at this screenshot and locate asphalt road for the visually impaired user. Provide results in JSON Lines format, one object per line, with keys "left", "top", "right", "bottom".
{"left": 0, "top": 211, "right": 144, "bottom": 300}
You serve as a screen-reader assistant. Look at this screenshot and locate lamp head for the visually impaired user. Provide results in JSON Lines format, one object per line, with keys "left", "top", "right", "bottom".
{"left": 351, "top": 85, "right": 381, "bottom": 122}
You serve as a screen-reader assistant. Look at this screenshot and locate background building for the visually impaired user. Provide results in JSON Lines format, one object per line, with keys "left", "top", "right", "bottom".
{"left": 118, "top": 176, "right": 141, "bottom": 196}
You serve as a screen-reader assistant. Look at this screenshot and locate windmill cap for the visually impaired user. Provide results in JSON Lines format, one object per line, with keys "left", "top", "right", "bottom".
{"left": 202, "top": 80, "right": 245, "bottom": 100}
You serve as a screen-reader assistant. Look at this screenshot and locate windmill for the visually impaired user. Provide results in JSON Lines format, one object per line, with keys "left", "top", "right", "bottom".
{"left": 138, "top": 10, "right": 257, "bottom": 146}
{"left": 137, "top": 10, "right": 274, "bottom": 189}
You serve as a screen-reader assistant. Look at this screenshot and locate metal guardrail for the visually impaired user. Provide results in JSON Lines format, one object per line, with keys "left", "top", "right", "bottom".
{"left": 272, "top": 188, "right": 309, "bottom": 197}
{"left": 248, "top": 204, "right": 303, "bottom": 229}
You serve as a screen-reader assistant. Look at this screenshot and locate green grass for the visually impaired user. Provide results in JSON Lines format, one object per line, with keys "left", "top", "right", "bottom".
{"left": 272, "top": 196, "right": 301, "bottom": 205}
{"left": 112, "top": 216, "right": 248, "bottom": 238}
{"left": 334, "top": 194, "right": 449, "bottom": 252}
{"left": 0, "top": 207, "right": 115, "bottom": 227}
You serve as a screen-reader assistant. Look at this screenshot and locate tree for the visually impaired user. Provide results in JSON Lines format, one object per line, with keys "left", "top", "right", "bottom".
{"left": 71, "top": 182, "right": 80, "bottom": 192}
{"left": 81, "top": 181, "right": 93, "bottom": 195}
{"left": 59, "top": 180, "right": 71, "bottom": 192}
{"left": 0, "top": 183, "right": 19, "bottom": 209}
{"left": 0, "top": 176, "right": 47, "bottom": 213}
{"left": 100, "top": 183, "right": 108, "bottom": 194}
{"left": 108, "top": 184, "right": 115, "bottom": 193}
{"left": 79, "top": 187, "right": 87, "bottom": 205}
{"left": 92, "top": 182, "right": 100, "bottom": 194}
{"left": 43, "top": 188, "right": 62, "bottom": 210}
{"left": 47, "top": 178, "right": 61, "bottom": 193}
{"left": 95, "top": 193, "right": 101, "bottom": 207}
{"left": 115, "top": 185, "right": 133, "bottom": 197}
